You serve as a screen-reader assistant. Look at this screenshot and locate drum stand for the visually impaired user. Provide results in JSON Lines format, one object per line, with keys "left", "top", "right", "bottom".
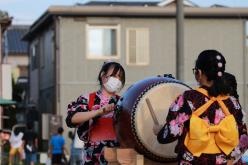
{"left": 104, "top": 147, "right": 177, "bottom": 165}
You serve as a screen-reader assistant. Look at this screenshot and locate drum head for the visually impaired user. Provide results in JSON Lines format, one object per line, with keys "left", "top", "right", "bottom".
{"left": 133, "top": 82, "right": 190, "bottom": 161}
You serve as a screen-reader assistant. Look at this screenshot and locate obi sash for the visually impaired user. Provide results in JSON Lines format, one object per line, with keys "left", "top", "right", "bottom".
{"left": 89, "top": 117, "right": 116, "bottom": 142}
{"left": 184, "top": 88, "right": 239, "bottom": 157}
{"left": 88, "top": 92, "right": 116, "bottom": 142}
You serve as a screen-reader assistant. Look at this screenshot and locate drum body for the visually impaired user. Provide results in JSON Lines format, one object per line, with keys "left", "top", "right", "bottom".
{"left": 114, "top": 76, "right": 191, "bottom": 162}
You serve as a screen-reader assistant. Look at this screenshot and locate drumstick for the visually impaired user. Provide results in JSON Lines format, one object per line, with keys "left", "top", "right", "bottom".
{"left": 145, "top": 98, "right": 159, "bottom": 126}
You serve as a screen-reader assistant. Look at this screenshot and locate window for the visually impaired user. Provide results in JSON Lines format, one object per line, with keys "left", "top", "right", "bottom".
{"left": 126, "top": 28, "right": 150, "bottom": 65}
{"left": 86, "top": 25, "right": 120, "bottom": 59}
{"left": 31, "top": 42, "right": 39, "bottom": 70}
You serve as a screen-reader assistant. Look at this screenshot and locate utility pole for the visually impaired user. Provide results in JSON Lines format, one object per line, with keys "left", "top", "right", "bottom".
{"left": 0, "top": 15, "right": 11, "bottom": 162}
{"left": 0, "top": 23, "right": 3, "bottom": 160}
{"left": 0, "top": 24, "right": 2, "bottom": 132}
{"left": 176, "top": 0, "right": 184, "bottom": 80}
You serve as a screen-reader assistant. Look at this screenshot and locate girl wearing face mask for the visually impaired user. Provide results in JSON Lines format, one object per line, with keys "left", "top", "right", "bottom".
{"left": 66, "top": 61, "right": 125, "bottom": 165}
{"left": 153, "top": 50, "right": 248, "bottom": 164}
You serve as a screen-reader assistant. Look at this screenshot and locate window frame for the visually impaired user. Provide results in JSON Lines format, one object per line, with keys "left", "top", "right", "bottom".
{"left": 86, "top": 24, "right": 121, "bottom": 60}
{"left": 31, "top": 40, "right": 39, "bottom": 71}
{"left": 126, "top": 28, "right": 150, "bottom": 66}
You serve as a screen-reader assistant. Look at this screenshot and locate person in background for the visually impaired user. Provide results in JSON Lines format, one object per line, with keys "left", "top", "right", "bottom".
{"left": 66, "top": 61, "right": 126, "bottom": 164}
{"left": 23, "top": 122, "right": 38, "bottom": 165}
{"left": 9, "top": 128, "right": 24, "bottom": 165}
{"left": 49, "top": 127, "right": 68, "bottom": 165}
{"left": 68, "top": 130, "right": 84, "bottom": 165}
{"left": 223, "top": 72, "right": 239, "bottom": 99}
{"left": 222, "top": 72, "right": 248, "bottom": 164}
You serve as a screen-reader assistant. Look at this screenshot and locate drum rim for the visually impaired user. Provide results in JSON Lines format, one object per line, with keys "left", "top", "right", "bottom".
{"left": 130, "top": 79, "right": 191, "bottom": 162}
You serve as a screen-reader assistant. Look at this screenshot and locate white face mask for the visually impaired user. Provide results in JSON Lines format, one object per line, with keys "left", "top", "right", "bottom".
{"left": 103, "top": 76, "right": 122, "bottom": 93}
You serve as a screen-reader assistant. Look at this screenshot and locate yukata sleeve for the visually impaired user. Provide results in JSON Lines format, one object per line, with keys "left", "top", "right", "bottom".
{"left": 66, "top": 94, "right": 89, "bottom": 128}
{"left": 157, "top": 94, "right": 192, "bottom": 144}
{"left": 229, "top": 98, "right": 248, "bottom": 161}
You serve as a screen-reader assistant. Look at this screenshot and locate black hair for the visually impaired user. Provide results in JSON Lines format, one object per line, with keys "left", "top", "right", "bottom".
{"left": 57, "top": 127, "right": 64, "bottom": 134}
{"left": 97, "top": 61, "right": 125, "bottom": 87}
{"left": 195, "top": 49, "right": 229, "bottom": 97}
{"left": 26, "top": 121, "right": 33, "bottom": 130}
{"left": 223, "top": 72, "right": 239, "bottom": 99}
{"left": 13, "top": 128, "right": 19, "bottom": 136}
{"left": 68, "top": 131, "right": 74, "bottom": 140}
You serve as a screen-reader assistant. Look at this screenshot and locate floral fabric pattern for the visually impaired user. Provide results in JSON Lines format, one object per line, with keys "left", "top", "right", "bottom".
{"left": 66, "top": 90, "right": 120, "bottom": 165}
{"left": 157, "top": 87, "right": 248, "bottom": 165}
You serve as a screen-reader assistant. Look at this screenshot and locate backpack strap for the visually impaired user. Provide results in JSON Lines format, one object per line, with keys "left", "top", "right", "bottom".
{"left": 88, "top": 92, "right": 96, "bottom": 111}
{"left": 86, "top": 92, "right": 96, "bottom": 142}
{"left": 193, "top": 88, "right": 230, "bottom": 116}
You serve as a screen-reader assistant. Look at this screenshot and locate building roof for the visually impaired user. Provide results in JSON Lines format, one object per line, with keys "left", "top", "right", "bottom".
{"left": 158, "top": 0, "right": 198, "bottom": 7}
{"left": 23, "top": 5, "right": 248, "bottom": 40}
{"left": 79, "top": 0, "right": 197, "bottom": 7}
{"left": 79, "top": 0, "right": 159, "bottom": 6}
{"left": 6, "top": 25, "right": 29, "bottom": 55}
{"left": 210, "top": 4, "right": 228, "bottom": 8}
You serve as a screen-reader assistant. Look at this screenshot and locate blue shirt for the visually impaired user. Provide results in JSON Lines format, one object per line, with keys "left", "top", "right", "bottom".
{"left": 50, "top": 135, "right": 65, "bottom": 154}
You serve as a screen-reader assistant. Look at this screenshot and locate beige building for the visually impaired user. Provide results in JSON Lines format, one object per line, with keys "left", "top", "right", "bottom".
{"left": 23, "top": 3, "right": 248, "bottom": 145}
{"left": 0, "top": 10, "right": 12, "bottom": 137}
{"left": 0, "top": 10, "right": 12, "bottom": 99}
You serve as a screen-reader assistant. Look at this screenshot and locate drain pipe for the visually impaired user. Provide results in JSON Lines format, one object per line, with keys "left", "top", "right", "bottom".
{"left": 176, "top": 0, "right": 185, "bottom": 81}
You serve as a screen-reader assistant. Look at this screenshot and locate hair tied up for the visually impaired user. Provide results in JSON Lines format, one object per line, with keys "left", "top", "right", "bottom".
{"left": 103, "top": 60, "right": 114, "bottom": 66}
{"left": 216, "top": 55, "right": 221, "bottom": 60}
{"left": 196, "top": 49, "right": 228, "bottom": 96}
{"left": 218, "top": 62, "right": 223, "bottom": 68}
{"left": 217, "top": 71, "right": 223, "bottom": 77}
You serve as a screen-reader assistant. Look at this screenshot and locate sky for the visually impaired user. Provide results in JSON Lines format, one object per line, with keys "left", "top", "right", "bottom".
{"left": 0, "top": 0, "right": 248, "bottom": 25}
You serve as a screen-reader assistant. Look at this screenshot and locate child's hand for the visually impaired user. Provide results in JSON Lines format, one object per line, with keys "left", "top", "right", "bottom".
{"left": 98, "top": 103, "right": 115, "bottom": 116}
